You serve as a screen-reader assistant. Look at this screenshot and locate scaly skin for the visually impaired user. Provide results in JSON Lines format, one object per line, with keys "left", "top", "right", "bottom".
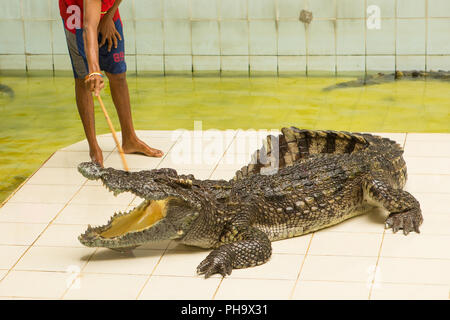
{"left": 78, "top": 127, "right": 423, "bottom": 278}
{"left": 323, "top": 70, "right": 450, "bottom": 91}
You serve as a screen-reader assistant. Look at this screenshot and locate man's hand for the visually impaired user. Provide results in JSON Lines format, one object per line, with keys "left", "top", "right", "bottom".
{"left": 85, "top": 74, "right": 105, "bottom": 96}
{"left": 98, "top": 17, "right": 122, "bottom": 52}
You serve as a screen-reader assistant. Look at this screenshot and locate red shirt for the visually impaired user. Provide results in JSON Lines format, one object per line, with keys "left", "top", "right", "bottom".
{"left": 59, "top": 0, "right": 120, "bottom": 33}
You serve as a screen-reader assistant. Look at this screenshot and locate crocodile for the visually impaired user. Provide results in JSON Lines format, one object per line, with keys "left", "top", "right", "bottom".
{"left": 77, "top": 127, "right": 423, "bottom": 278}
{"left": 323, "top": 70, "right": 450, "bottom": 91}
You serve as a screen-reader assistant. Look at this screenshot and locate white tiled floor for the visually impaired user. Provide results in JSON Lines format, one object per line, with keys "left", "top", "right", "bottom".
{"left": 0, "top": 130, "right": 449, "bottom": 300}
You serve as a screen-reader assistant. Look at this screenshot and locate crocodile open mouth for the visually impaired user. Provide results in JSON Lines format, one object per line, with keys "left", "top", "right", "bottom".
{"left": 100, "top": 198, "right": 170, "bottom": 239}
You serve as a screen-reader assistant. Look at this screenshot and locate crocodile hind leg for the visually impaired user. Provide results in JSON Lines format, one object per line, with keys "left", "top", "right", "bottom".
{"left": 365, "top": 179, "right": 423, "bottom": 235}
{"left": 196, "top": 227, "right": 272, "bottom": 278}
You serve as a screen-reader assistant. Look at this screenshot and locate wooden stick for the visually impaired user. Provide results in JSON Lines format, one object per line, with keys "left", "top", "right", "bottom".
{"left": 96, "top": 94, "right": 129, "bottom": 171}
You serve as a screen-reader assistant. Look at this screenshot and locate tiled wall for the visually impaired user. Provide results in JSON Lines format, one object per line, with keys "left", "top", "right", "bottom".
{"left": 0, "top": 0, "right": 450, "bottom": 74}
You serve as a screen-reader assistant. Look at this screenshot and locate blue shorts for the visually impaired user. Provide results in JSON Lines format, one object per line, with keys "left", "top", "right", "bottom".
{"left": 63, "top": 19, "right": 127, "bottom": 79}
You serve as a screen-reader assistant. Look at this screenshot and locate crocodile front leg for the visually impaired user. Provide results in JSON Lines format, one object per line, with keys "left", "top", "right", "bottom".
{"left": 365, "top": 179, "right": 423, "bottom": 235}
{"left": 197, "top": 227, "right": 272, "bottom": 278}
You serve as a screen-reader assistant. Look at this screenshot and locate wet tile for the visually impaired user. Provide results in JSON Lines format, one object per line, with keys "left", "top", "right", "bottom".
{"left": 405, "top": 174, "right": 450, "bottom": 193}
{"left": 404, "top": 157, "right": 450, "bottom": 175}
{"left": 26, "top": 167, "right": 86, "bottom": 185}
{"left": 14, "top": 246, "right": 94, "bottom": 272}
{"left": 0, "top": 245, "right": 28, "bottom": 269}
{"left": 0, "top": 223, "right": 46, "bottom": 246}
{"left": 0, "top": 203, "right": 63, "bottom": 223}
{"left": 55, "top": 203, "right": 128, "bottom": 226}
{"left": 293, "top": 281, "right": 370, "bottom": 300}
{"left": 83, "top": 249, "right": 163, "bottom": 275}
{"left": 229, "top": 254, "right": 304, "bottom": 280}
{"left": 271, "top": 234, "right": 312, "bottom": 255}
{"left": 309, "top": 232, "right": 382, "bottom": 257}
{"left": 216, "top": 278, "right": 294, "bottom": 300}
{"left": 0, "top": 270, "right": 69, "bottom": 299}
{"left": 404, "top": 139, "right": 450, "bottom": 157}
{"left": 377, "top": 257, "right": 450, "bottom": 284}
{"left": 8, "top": 185, "right": 80, "bottom": 204}
{"left": 300, "top": 255, "right": 378, "bottom": 282}
{"left": 381, "top": 234, "right": 450, "bottom": 259}
{"left": 139, "top": 275, "right": 221, "bottom": 300}
{"left": 371, "top": 283, "right": 449, "bottom": 300}
{"left": 34, "top": 224, "right": 87, "bottom": 248}
{"left": 153, "top": 250, "right": 219, "bottom": 278}
{"left": 64, "top": 273, "right": 148, "bottom": 300}
{"left": 70, "top": 185, "right": 134, "bottom": 206}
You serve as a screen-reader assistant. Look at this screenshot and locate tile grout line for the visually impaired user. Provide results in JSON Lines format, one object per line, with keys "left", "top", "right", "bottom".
{"left": 288, "top": 233, "right": 315, "bottom": 299}
{"left": 368, "top": 131, "right": 408, "bottom": 299}
{"left": 0, "top": 150, "right": 115, "bottom": 285}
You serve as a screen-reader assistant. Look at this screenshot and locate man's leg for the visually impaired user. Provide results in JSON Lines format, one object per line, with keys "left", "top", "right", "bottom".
{"left": 105, "top": 71, "right": 163, "bottom": 157}
{"left": 75, "top": 78, "right": 104, "bottom": 165}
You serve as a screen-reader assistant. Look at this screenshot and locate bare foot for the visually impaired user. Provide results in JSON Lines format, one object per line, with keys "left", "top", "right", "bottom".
{"left": 122, "top": 138, "right": 164, "bottom": 158}
{"left": 89, "top": 146, "right": 104, "bottom": 167}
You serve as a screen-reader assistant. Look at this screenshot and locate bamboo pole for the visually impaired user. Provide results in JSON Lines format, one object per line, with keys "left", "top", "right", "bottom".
{"left": 96, "top": 95, "right": 129, "bottom": 171}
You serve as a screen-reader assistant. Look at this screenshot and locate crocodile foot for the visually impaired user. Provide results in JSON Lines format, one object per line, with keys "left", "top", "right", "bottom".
{"left": 385, "top": 209, "right": 423, "bottom": 235}
{"left": 197, "top": 250, "right": 233, "bottom": 278}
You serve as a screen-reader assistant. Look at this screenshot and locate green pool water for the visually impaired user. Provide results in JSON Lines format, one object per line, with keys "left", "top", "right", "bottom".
{"left": 0, "top": 72, "right": 449, "bottom": 204}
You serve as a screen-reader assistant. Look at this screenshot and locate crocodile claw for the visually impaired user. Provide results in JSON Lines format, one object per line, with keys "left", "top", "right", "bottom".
{"left": 197, "top": 250, "right": 233, "bottom": 278}
{"left": 385, "top": 209, "right": 423, "bottom": 235}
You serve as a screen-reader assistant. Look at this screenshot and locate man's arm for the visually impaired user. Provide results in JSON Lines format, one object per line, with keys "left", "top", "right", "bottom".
{"left": 83, "top": 0, "right": 104, "bottom": 96}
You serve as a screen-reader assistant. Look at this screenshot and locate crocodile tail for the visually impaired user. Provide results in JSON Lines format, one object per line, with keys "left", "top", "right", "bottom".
{"left": 234, "top": 127, "right": 373, "bottom": 180}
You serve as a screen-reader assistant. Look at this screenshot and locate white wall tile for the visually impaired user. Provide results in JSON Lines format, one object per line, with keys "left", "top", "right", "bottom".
{"left": 308, "top": 20, "right": 335, "bottom": 55}
{"left": 428, "top": 0, "right": 450, "bottom": 17}
{"left": 427, "top": 55, "right": 450, "bottom": 71}
{"left": 22, "top": 0, "right": 51, "bottom": 19}
{"left": 220, "top": 0, "right": 247, "bottom": 19}
{"left": 366, "top": 55, "right": 395, "bottom": 72}
{"left": 220, "top": 21, "right": 249, "bottom": 55}
{"left": 277, "top": 0, "right": 304, "bottom": 19}
{"left": 336, "top": 55, "right": 365, "bottom": 72}
{"left": 3, "top": 0, "right": 22, "bottom": 19}
{"left": 336, "top": 19, "right": 365, "bottom": 55}
{"left": 52, "top": 20, "right": 68, "bottom": 55}
{"left": 118, "top": 0, "right": 134, "bottom": 20}
{"left": 397, "top": 0, "right": 426, "bottom": 18}
{"left": 25, "top": 21, "right": 52, "bottom": 55}
{"left": 309, "top": 0, "right": 337, "bottom": 19}
{"left": 192, "top": 21, "right": 220, "bottom": 55}
{"left": 0, "top": 54, "right": 26, "bottom": 70}
{"left": 248, "top": 0, "right": 276, "bottom": 19}
{"left": 123, "top": 21, "right": 136, "bottom": 54}
{"left": 26, "top": 55, "right": 53, "bottom": 70}
{"left": 337, "top": 0, "right": 365, "bottom": 18}
{"left": 125, "top": 54, "right": 137, "bottom": 72}
{"left": 164, "top": 0, "right": 190, "bottom": 19}
{"left": 0, "top": 20, "right": 24, "bottom": 54}
{"left": 53, "top": 54, "right": 72, "bottom": 71}
{"left": 278, "top": 56, "right": 306, "bottom": 73}
{"left": 164, "top": 20, "right": 191, "bottom": 54}
{"left": 137, "top": 54, "right": 164, "bottom": 72}
{"left": 278, "top": 21, "right": 306, "bottom": 55}
{"left": 396, "top": 55, "right": 426, "bottom": 70}
{"left": 135, "top": 21, "right": 163, "bottom": 54}
{"left": 427, "top": 19, "right": 450, "bottom": 54}
{"left": 221, "top": 56, "right": 249, "bottom": 71}
{"left": 366, "top": 19, "right": 395, "bottom": 55}
{"left": 367, "top": 0, "right": 396, "bottom": 18}
{"left": 135, "top": 0, "right": 162, "bottom": 19}
{"left": 164, "top": 55, "right": 192, "bottom": 72}
{"left": 307, "top": 56, "right": 336, "bottom": 73}
{"left": 249, "top": 21, "right": 277, "bottom": 55}
{"left": 249, "top": 55, "right": 278, "bottom": 72}
{"left": 396, "top": 19, "right": 426, "bottom": 55}
{"left": 191, "top": 0, "right": 218, "bottom": 19}
{"left": 193, "top": 55, "right": 220, "bottom": 71}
